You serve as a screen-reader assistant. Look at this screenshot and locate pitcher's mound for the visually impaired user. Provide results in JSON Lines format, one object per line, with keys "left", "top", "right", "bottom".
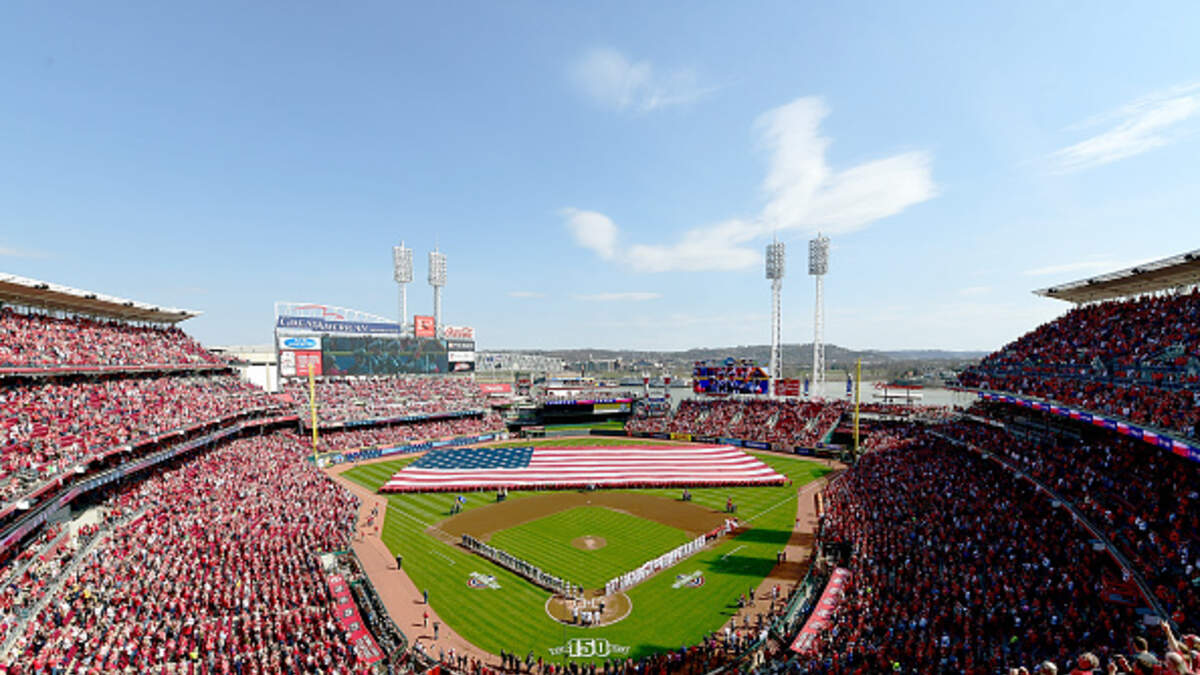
{"left": 572, "top": 535, "right": 607, "bottom": 550}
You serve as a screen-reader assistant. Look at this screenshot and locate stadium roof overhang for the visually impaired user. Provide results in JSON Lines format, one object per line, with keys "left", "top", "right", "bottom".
{"left": 0, "top": 273, "right": 201, "bottom": 324}
{"left": 1033, "top": 248, "right": 1200, "bottom": 304}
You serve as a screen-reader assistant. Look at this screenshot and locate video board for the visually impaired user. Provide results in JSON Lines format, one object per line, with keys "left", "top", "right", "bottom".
{"left": 321, "top": 336, "right": 449, "bottom": 376}
{"left": 692, "top": 359, "right": 770, "bottom": 395}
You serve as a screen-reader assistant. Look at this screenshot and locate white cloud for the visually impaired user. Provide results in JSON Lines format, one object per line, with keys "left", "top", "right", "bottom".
{"left": 0, "top": 246, "right": 47, "bottom": 258}
{"left": 573, "top": 292, "right": 661, "bottom": 302}
{"left": 562, "top": 96, "right": 936, "bottom": 272}
{"left": 507, "top": 291, "right": 546, "bottom": 299}
{"left": 568, "top": 47, "right": 714, "bottom": 113}
{"left": 561, "top": 208, "right": 619, "bottom": 260}
{"left": 1048, "top": 83, "right": 1200, "bottom": 173}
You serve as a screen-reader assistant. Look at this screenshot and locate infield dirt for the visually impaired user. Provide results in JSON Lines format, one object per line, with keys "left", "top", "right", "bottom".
{"left": 435, "top": 491, "right": 729, "bottom": 542}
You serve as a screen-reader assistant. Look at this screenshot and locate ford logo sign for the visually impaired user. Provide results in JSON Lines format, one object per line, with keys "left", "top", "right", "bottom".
{"left": 282, "top": 337, "right": 318, "bottom": 349}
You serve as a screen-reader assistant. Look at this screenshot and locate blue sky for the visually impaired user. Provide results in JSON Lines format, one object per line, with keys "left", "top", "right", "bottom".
{"left": 2, "top": 2, "right": 1198, "bottom": 351}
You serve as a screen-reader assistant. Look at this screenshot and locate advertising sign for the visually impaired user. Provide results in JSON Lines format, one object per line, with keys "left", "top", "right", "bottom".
{"left": 479, "top": 383, "right": 513, "bottom": 394}
{"left": 276, "top": 316, "right": 400, "bottom": 335}
{"left": 450, "top": 361, "right": 476, "bottom": 373}
{"left": 448, "top": 351, "right": 477, "bottom": 362}
{"left": 442, "top": 325, "right": 475, "bottom": 340}
{"left": 295, "top": 350, "right": 322, "bottom": 377}
{"left": 446, "top": 339, "right": 476, "bottom": 351}
{"left": 278, "top": 336, "right": 322, "bottom": 351}
{"left": 414, "top": 315, "right": 436, "bottom": 338}
{"left": 790, "top": 568, "right": 852, "bottom": 655}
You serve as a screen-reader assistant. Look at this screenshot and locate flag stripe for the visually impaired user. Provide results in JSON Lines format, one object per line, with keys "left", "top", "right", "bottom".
{"left": 381, "top": 445, "right": 786, "bottom": 493}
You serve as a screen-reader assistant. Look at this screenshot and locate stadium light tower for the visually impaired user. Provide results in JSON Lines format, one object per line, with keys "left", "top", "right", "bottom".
{"left": 392, "top": 243, "right": 413, "bottom": 332}
{"left": 428, "top": 248, "right": 447, "bottom": 335}
{"left": 809, "top": 234, "right": 830, "bottom": 398}
{"left": 765, "top": 238, "right": 786, "bottom": 396}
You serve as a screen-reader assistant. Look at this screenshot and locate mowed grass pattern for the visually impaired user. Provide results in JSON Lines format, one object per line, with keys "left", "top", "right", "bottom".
{"left": 488, "top": 506, "right": 691, "bottom": 589}
{"left": 341, "top": 439, "right": 830, "bottom": 661}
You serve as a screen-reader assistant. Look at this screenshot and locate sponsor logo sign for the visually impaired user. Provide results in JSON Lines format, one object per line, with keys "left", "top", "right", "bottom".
{"left": 279, "top": 336, "right": 321, "bottom": 350}
{"left": 276, "top": 316, "right": 400, "bottom": 335}
{"left": 414, "top": 315, "right": 436, "bottom": 338}
{"left": 479, "top": 383, "right": 513, "bottom": 394}
{"left": 446, "top": 339, "right": 476, "bottom": 351}
{"left": 450, "top": 361, "right": 476, "bottom": 373}
{"left": 467, "top": 572, "right": 501, "bottom": 589}
{"left": 672, "top": 571, "right": 705, "bottom": 588}
{"left": 442, "top": 325, "right": 475, "bottom": 340}
{"left": 448, "top": 351, "right": 476, "bottom": 362}
{"left": 549, "top": 639, "right": 630, "bottom": 659}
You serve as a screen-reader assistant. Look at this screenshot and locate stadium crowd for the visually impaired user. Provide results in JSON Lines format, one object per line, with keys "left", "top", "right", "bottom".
{"left": 284, "top": 376, "right": 490, "bottom": 424}
{"left": 0, "top": 309, "right": 220, "bottom": 369}
{"left": 959, "top": 290, "right": 1200, "bottom": 438}
{"left": 943, "top": 414, "right": 1199, "bottom": 636}
{"left": 0, "top": 374, "right": 281, "bottom": 503}
{"left": 288, "top": 412, "right": 504, "bottom": 455}
{"left": 1, "top": 431, "right": 367, "bottom": 674}
{"left": 784, "top": 433, "right": 1142, "bottom": 674}
{"left": 627, "top": 399, "right": 846, "bottom": 448}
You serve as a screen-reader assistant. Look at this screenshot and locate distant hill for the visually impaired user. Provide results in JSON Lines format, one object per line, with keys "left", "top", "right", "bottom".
{"left": 490, "top": 343, "right": 987, "bottom": 378}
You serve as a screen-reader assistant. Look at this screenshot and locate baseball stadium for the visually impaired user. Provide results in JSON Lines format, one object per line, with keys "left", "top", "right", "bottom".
{"left": 0, "top": 242, "right": 1197, "bottom": 675}
{"left": 4, "top": 6, "right": 1200, "bottom": 675}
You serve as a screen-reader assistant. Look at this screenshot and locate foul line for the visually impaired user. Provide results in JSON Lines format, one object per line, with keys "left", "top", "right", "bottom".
{"left": 430, "top": 549, "right": 457, "bottom": 566}
{"left": 720, "top": 544, "right": 746, "bottom": 560}
{"left": 387, "top": 503, "right": 435, "bottom": 529}
{"left": 744, "top": 492, "right": 796, "bottom": 524}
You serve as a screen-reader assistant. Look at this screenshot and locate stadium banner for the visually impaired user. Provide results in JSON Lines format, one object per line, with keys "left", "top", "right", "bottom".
{"left": 744, "top": 440, "right": 770, "bottom": 450}
{"left": 276, "top": 316, "right": 401, "bottom": 335}
{"left": 652, "top": 432, "right": 671, "bottom": 440}
{"left": 327, "top": 574, "right": 384, "bottom": 664}
{"left": 719, "top": 437, "right": 745, "bottom": 447}
{"left": 977, "top": 390, "right": 1200, "bottom": 465}
{"left": 279, "top": 350, "right": 296, "bottom": 377}
{"left": 790, "top": 567, "right": 852, "bottom": 654}
{"left": 450, "top": 361, "right": 476, "bottom": 373}
{"left": 669, "top": 432, "right": 692, "bottom": 442}
{"left": 480, "top": 383, "right": 513, "bottom": 394}
{"left": 414, "top": 315, "right": 436, "bottom": 337}
{"left": 446, "top": 339, "right": 476, "bottom": 351}
{"left": 793, "top": 446, "right": 815, "bottom": 456}
{"left": 590, "top": 429, "right": 630, "bottom": 437}
{"left": 277, "top": 335, "right": 321, "bottom": 351}
{"left": 442, "top": 325, "right": 475, "bottom": 340}
{"left": 631, "top": 431, "right": 653, "bottom": 439}
{"left": 322, "top": 335, "right": 448, "bottom": 376}
{"left": 448, "top": 351, "right": 476, "bottom": 362}
{"left": 693, "top": 435, "right": 718, "bottom": 444}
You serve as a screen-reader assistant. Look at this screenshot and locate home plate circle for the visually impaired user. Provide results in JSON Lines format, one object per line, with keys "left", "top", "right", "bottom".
{"left": 571, "top": 535, "right": 607, "bottom": 550}
{"left": 545, "top": 590, "right": 631, "bottom": 627}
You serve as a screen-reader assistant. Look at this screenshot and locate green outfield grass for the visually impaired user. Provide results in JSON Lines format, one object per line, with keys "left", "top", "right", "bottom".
{"left": 341, "top": 442, "right": 829, "bottom": 662}
{"left": 488, "top": 506, "right": 691, "bottom": 588}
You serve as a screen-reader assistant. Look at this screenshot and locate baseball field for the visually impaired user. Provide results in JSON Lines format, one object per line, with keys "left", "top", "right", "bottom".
{"left": 341, "top": 438, "right": 829, "bottom": 661}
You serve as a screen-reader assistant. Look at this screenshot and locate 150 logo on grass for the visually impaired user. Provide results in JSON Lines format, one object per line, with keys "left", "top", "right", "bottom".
{"left": 467, "top": 572, "right": 501, "bottom": 589}
{"left": 549, "top": 638, "right": 630, "bottom": 659}
{"left": 672, "top": 571, "right": 705, "bottom": 588}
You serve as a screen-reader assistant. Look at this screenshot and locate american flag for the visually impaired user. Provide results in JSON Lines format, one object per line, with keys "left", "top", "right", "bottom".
{"left": 380, "top": 445, "right": 786, "bottom": 493}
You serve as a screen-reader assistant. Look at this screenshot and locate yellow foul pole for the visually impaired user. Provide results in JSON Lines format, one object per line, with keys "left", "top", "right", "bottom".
{"left": 308, "top": 363, "right": 319, "bottom": 462}
{"left": 853, "top": 357, "right": 861, "bottom": 457}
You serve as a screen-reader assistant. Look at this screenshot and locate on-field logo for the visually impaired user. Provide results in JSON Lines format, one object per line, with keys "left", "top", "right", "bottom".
{"left": 672, "top": 571, "right": 705, "bottom": 588}
{"left": 467, "top": 572, "right": 501, "bottom": 590}
{"left": 549, "top": 638, "right": 630, "bottom": 659}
